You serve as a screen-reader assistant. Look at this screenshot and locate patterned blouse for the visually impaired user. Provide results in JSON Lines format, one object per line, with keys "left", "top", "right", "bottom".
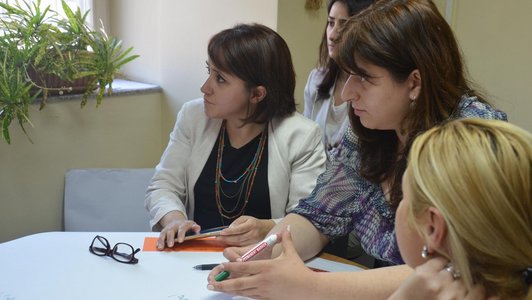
{"left": 292, "top": 96, "right": 508, "bottom": 264}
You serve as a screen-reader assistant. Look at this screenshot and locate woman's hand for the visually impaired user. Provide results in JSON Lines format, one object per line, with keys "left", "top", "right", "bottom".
{"left": 388, "top": 257, "right": 488, "bottom": 300}
{"left": 216, "top": 215, "right": 275, "bottom": 246}
{"left": 207, "top": 227, "right": 317, "bottom": 300}
{"left": 157, "top": 211, "right": 200, "bottom": 250}
{"left": 222, "top": 244, "right": 254, "bottom": 261}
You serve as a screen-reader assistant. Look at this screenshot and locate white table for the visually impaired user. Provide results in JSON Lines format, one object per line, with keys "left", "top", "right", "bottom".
{"left": 0, "top": 232, "right": 362, "bottom": 300}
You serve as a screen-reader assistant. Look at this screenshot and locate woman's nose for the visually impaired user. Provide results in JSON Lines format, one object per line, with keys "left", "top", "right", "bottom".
{"left": 200, "top": 78, "right": 210, "bottom": 94}
{"left": 341, "top": 75, "right": 359, "bottom": 103}
{"left": 329, "top": 32, "right": 336, "bottom": 41}
{"left": 329, "top": 27, "right": 339, "bottom": 41}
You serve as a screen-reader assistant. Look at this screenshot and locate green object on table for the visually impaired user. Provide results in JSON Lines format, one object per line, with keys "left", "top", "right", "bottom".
{"left": 214, "top": 271, "right": 230, "bottom": 282}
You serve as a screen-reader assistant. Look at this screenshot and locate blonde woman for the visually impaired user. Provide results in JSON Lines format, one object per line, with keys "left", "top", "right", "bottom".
{"left": 392, "top": 118, "right": 532, "bottom": 299}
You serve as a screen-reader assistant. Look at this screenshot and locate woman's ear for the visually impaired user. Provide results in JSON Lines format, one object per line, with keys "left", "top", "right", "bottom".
{"left": 423, "top": 207, "right": 448, "bottom": 253}
{"left": 250, "top": 86, "right": 267, "bottom": 104}
{"left": 409, "top": 69, "right": 421, "bottom": 100}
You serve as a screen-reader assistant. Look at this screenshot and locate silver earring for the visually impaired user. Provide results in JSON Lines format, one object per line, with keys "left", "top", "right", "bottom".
{"left": 421, "top": 245, "right": 430, "bottom": 259}
{"left": 410, "top": 96, "right": 416, "bottom": 109}
{"left": 444, "top": 263, "right": 461, "bottom": 280}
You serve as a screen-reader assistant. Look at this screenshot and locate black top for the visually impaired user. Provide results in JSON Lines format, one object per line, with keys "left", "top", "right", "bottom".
{"left": 194, "top": 128, "right": 270, "bottom": 229}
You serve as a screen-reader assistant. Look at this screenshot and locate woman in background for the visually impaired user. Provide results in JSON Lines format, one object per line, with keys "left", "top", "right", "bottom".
{"left": 391, "top": 118, "right": 531, "bottom": 299}
{"left": 145, "top": 24, "right": 325, "bottom": 250}
{"left": 304, "top": 0, "right": 375, "bottom": 261}
{"left": 304, "top": 0, "right": 374, "bottom": 159}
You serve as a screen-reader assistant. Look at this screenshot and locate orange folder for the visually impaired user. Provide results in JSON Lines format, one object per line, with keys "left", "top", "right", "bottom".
{"left": 143, "top": 236, "right": 226, "bottom": 252}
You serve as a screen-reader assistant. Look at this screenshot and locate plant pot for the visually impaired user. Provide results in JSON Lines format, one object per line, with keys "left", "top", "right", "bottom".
{"left": 27, "top": 67, "right": 93, "bottom": 96}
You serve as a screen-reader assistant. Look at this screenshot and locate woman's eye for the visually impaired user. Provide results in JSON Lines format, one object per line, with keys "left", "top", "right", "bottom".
{"left": 216, "top": 75, "right": 226, "bottom": 83}
{"left": 205, "top": 63, "right": 226, "bottom": 83}
{"left": 327, "top": 20, "right": 334, "bottom": 27}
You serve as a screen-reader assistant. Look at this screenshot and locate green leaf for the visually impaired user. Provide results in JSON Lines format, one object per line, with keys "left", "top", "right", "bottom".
{"left": 61, "top": 0, "right": 79, "bottom": 33}
{"left": 2, "top": 110, "right": 13, "bottom": 144}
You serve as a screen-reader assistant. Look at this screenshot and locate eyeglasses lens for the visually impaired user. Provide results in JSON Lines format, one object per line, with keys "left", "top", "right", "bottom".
{"left": 90, "top": 236, "right": 109, "bottom": 256}
{"left": 112, "top": 243, "right": 135, "bottom": 263}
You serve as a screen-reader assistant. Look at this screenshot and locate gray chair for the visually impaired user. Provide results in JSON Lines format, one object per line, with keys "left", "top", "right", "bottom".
{"left": 64, "top": 168, "right": 154, "bottom": 232}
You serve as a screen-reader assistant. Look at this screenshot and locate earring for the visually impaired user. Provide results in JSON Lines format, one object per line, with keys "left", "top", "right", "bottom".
{"left": 421, "top": 245, "right": 430, "bottom": 259}
{"left": 444, "top": 263, "right": 461, "bottom": 280}
{"left": 410, "top": 96, "right": 416, "bottom": 109}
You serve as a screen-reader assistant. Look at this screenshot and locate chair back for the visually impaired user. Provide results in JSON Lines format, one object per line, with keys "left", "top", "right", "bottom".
{"left": 64, "top": 168, "right": 154, "bottom": 231}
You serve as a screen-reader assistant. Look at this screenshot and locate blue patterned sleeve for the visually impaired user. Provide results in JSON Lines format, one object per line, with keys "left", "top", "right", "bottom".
{"left": 452, "top": 96, "right": 508, "bottom": 121}
{"left": 291, "top": 128, "right": 403, "bottom": 264}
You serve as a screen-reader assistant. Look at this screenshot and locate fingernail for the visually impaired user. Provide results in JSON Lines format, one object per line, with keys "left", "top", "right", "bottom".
{"left": 287, "top": 225, "right": 291, "bottom": 232}
{"left": 207, "top": 284, "right": 214, "bottom": 290}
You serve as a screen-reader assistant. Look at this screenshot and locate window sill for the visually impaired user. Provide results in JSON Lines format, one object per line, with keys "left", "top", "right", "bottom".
{"left": 34, "top": 79, "right": 162, "bottom": 104}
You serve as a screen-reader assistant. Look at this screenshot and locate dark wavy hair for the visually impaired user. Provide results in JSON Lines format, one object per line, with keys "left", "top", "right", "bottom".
{"left": 337, "top": 0, "right": 486, "bottom": 208}
{"left": 208, "top": 23, "right": 296, "bottom": 124}
{"left": 316, "top": 0, "right": 374, "bottom": 101}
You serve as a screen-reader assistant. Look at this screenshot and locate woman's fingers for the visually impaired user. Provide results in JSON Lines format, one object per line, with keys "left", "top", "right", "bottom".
{"left": 223, "top": 245, "right": 253, "bottom": 261}
{"left": 279, "top": 226, "right": 297, "bottom": 257}
{"left": 217, "top": 216, "right": 265, "bottom": 246}
{"left": 157, "top": 220, "right": 200, "bottom": 248}
{"left": 208, "top": 261, "right": 264, "bottom": 291}
{"left": 175, "top": 221, "right": 200, "bottom": 243}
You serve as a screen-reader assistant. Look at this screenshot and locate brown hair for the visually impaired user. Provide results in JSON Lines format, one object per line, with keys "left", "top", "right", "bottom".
{"left": 208, "top": 23, "right": 296, "bottom": 124}
{"left": 337, "top": 0, "right": 484, "bottom": 208}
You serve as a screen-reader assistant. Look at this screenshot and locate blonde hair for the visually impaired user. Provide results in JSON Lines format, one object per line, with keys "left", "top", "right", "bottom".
{"left": 406, "top": 118, "right": 532, "bottom": 299}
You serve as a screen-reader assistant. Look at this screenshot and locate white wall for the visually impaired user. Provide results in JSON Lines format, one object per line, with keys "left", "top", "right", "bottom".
{"left": 110, "top": 0, "right": 278, "bottom": 135}
{"left": 450, "top": 0, "right": 532, "bottom": 132}
{"left": 277, "top": 0, "right": 327, "bottom": 112}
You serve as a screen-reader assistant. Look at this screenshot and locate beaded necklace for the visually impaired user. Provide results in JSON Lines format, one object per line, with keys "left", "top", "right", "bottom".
{"left": 214, "top": 121, "right": 268, "bottom": 220}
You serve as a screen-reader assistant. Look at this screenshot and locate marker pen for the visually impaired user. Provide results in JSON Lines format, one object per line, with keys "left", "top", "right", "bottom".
{"left": 193, "top": 263, "right": 219, "bottom": 270}
{"left": 214, "top": 233, "right": 280, "bottom": 282}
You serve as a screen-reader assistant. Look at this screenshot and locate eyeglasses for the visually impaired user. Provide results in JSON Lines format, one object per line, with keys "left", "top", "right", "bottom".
{"left": 89, "top": 235, "right": 141, "bottom": 264}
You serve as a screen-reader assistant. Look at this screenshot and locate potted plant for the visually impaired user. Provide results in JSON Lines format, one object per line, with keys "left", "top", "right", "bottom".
{"left": 0, "top": 0, "right": 139, "bottom": 144}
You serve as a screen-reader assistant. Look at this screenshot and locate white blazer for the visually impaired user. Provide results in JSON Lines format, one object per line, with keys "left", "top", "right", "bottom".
{"left": 145, "top": 98, "right": 326, "bottom": 230}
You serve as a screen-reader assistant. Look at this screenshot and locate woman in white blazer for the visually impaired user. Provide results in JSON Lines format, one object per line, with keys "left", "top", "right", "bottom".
{"left": 145, "top": 24, "right": 326, "bottom": 250}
